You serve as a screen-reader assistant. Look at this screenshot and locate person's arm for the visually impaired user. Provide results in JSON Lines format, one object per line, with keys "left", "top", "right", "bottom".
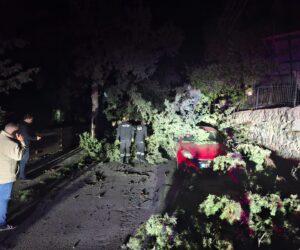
{"left": 20, "top": 125, "right": 38, "bottom": 141}
{"left": 144, "top": 126, "right": 148, "bottom": 139}
{"left": 27, "top": 129, "right": 40, "bottom": 141}
{"left": 5, "top": 134, "right": 26, "bottom": 161}
{"left": 29, "top": 134, "right": 38, "bottom": 141}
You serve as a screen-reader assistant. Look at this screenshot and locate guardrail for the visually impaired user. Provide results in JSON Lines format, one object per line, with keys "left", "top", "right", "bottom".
{"left": 29, "top": 125, "right": 87, "bottom": 163}
{"left": 5, "top": 148, "right": 86, "bottom": 232}
{"left": 241, "top": 83, "right": 300, "bottom": 110}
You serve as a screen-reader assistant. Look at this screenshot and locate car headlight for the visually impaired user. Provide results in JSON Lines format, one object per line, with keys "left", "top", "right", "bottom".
{"left": 181, "top": 150, "right": 193, "bottom": 159}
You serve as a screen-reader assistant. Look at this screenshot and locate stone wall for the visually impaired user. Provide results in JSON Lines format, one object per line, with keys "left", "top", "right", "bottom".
{"left": 232, "top": 106, "right": 300, "bottom": 160}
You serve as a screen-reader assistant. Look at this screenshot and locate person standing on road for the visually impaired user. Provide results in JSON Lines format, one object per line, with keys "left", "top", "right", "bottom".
{"left": 19, "top": 114, "right": 42, "bottom": 179}
{"left": 135, "top": 120, "right": 148, "bottom": 163}
{"left": 0, "top": 123, "right": 26, "bottom": 231}
{"left": 116, "top": 116, "right": 134, "bottom": 164}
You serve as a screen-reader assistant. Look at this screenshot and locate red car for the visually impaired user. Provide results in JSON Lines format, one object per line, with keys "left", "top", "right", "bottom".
{"left": 176, "top": 126, "right": 226, "bottom": 170}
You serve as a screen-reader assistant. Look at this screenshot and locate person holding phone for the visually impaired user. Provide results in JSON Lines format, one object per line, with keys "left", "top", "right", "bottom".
{"left": 0, "top": 123, "right": 26, "bottom": 231}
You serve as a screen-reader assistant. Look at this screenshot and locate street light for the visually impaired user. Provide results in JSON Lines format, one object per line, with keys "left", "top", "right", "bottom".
{"left": 245, "top": 87, "right": 253, "bottom": 96}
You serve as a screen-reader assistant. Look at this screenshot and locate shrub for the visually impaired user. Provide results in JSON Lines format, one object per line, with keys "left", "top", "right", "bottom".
{"left": 247, "top": 193, "right": 300, "bottom": 246}
{"left": 199, "top": 195, "right": 243, "bottom": 225}
{"left": 125, "top": 214, "right": 182, "bottom": 250}
{"left": 213, "top": 153, "right": 246, "bottom": 173}
{"left": 18, "top": 189, "right": 34, "bottom": 203}
{"left": 79, "top": 132, "right": 102, "bottom": 160}
{"left": 237, "top": 143, "right": 271, "bottom": 172}
{"left": 198, "top": 193, "right": 300, "bottom": 247}
{"left": 103, "top": 141, "right": 119, "bottom": 162}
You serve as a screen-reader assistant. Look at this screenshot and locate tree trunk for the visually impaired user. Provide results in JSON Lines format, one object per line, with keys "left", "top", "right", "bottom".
{"left": 91, "top": 82, "right": 99, "bottom": 138}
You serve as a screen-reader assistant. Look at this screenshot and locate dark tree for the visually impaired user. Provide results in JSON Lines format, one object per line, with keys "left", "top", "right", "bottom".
{"left": 0, "top": 39, "right": 38, "bottom": 125}
{"left": 69, "top": 0, "right": 183, "bottom": 137}
{"left": 188, "top": 30, "right": 275, "bottom": 104}
{"left": 0, "top": 39, "right": 38, "bottom": 94}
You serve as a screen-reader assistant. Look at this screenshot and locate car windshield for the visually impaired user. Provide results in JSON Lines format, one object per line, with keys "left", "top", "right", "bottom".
{"left": 182, "top": 134, "right": 195, "bottom": 142}
{"left": 182, "top": 131, "right": 222, "bottom": 144}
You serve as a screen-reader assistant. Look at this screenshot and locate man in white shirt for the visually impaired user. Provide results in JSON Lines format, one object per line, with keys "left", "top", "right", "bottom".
{"left": 0, "top": 123, "right": 26, "bottom": 231}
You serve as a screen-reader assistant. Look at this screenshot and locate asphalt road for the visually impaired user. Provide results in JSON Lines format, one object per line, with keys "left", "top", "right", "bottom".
{"left": 0, "top": 162, "right": 174, "bottom": 250}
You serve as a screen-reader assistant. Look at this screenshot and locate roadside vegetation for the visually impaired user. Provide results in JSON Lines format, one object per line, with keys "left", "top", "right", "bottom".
{"left": 120, "top": 90, "right": 300, "bottom": 249}
{"left": 74, "top": 28, "right": 299, "bottom": 250}
{"left": 76, "top": 83, "right": 300, "bottom": 249}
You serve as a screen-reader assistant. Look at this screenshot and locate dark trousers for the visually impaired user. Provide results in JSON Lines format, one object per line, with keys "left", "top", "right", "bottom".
{"left": 136, "top": 142, "right": 145, "bottom": 159}
{"left": 19, "top": 148, "right": 30, "bottom": 179}
{"left": 120, "top": 140, "right": 131, "bottom": 159}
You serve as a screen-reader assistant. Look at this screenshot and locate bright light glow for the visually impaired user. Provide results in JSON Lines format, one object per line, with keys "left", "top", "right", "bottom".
{"left": 181, "top": 150, "right": 193, "bottom": 159}
{"left": 246, "top": 87, "right": 253, "bottom": 96}
{"left": 53, "top": 109, "right": 64, "bottom": 123}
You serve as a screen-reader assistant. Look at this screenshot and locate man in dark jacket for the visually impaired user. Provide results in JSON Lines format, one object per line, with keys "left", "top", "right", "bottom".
{"left": 116, "top": 116, "right": 134, "bottom": 164}
{"left": 135, "top": 120, "right": 148, "bottom": 163}
{"left": 19, "top": 114, "right": 41, "bottom": 179}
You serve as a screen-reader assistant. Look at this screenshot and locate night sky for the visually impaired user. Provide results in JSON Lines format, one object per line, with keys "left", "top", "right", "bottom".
{"left": 1, "top": 0, "right": 300, "bottom": 127}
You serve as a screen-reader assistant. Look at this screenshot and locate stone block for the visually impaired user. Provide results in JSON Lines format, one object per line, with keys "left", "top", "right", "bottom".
{"left": 233, "top": 107, "right": 300, "bottom": 160}
{"left": 291, "top": 119, "right": 300, "bottom": 132}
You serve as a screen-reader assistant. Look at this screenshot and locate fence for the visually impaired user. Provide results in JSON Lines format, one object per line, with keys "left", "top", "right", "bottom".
{"left": 242, "top": 83, "right": 300, "bottom": 110}
{"left": 29, "top": 125, "right": 87, "bottom": 162}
